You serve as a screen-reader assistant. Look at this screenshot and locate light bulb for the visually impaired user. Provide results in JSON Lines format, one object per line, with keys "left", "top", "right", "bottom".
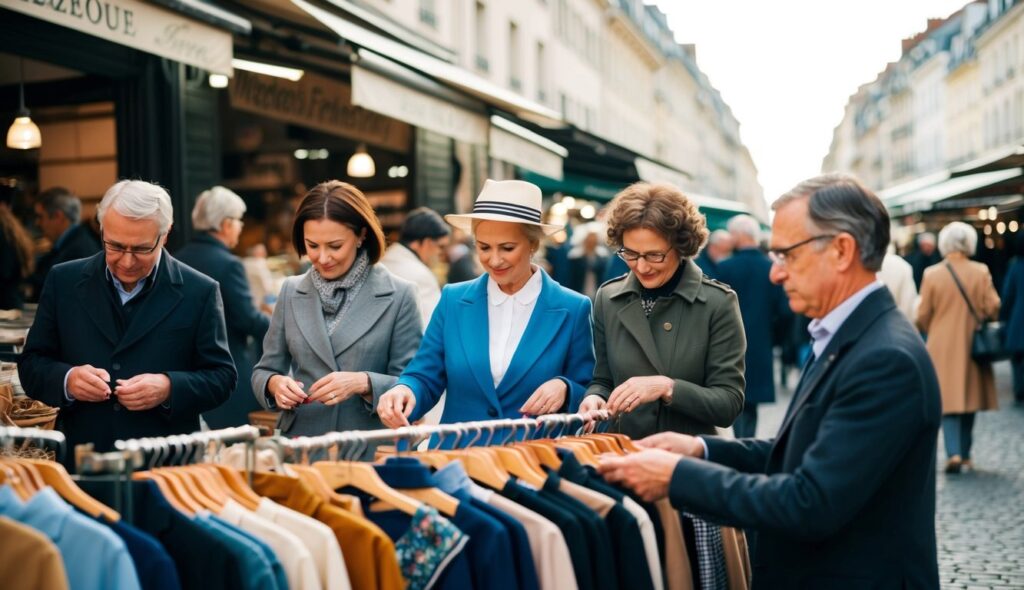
{"left": 347, "top": 145, "right": 375, "bottom": 178}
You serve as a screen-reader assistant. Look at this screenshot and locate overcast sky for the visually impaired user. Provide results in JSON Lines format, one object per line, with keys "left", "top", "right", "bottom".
{"left": 655, "top": 0, "right": 971, "bottom": 205}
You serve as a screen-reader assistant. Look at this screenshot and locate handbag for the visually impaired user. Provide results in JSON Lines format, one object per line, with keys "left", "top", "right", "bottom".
{"left": 946, "top": 263, "right": 1007, "bottom": 363}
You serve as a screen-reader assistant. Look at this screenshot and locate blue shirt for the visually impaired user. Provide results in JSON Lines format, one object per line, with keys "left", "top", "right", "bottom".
{"left": 0, "top": 485, "right": 141, "bottom": 590}
{"left": 105, "top": 250, "right": 163, "bottom": 304}
{"left": 192, "top": 513, "right": 281, "bottom": 590}
{"left": 434, "top": 461, "right": 541, "bottom": 590}
{"left": 100, "top": 516, "right": 182, "bottom": 590}
{"left": 808, "top": 281, "right": 884, "bottom": 359}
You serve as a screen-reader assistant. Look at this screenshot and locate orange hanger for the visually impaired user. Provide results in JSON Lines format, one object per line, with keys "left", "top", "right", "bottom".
{"left": 313, "top": 461, "right": 422, "bottom": 516}
{"left": 22, "top": 458, "right": 120, "bottom": 521}
{"left": 0, "top": 462, "right": 32, "bottom": 501}
{"left": 134, "top": 471, "right": 196, "bottom": 515}
{"left": 517, "top": 441, "right": 563, "bottom": 469}
{"left": 207, "top": 465, "right": 263, "bottom": 510}
{"left": 554, "top": 441, "right": 600, "bottom": 467}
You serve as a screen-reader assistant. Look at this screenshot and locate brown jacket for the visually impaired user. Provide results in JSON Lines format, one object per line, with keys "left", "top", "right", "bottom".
{"left": 0, "top": 516, "right": 69, "bottom": 590}
{"left": 587, "top": 259, "right": 746, "bottom": 438}
{"left": 916, "top": 256, "right": 1000, "bottom": 414}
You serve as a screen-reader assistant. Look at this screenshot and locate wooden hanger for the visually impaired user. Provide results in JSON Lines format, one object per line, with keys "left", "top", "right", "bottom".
{"left": 393, "top": 484, "right": 459, "bottom": 517}
{"left": 21, "top": 458, "right": 120, "bottom": 521}
{"left": 517, "top": 441, "right": 563, "bottom": 469}
{"left": 313, "top": 461, "right": 422, "bottom": 516}
{"left": 158, "top": 468, "right": 222, "bottom": 511}
{"left": 605, "top": 433, "right": 641, "bottom": 453}
{"left": 0, "top": 459, "right": 39, "bottom": 496}
{"left": 554, "top": 441, "right": 600, "bottom": 467}
{"left": 133, "top": 471, "right": 196, "bottom": 515}
{"left": 207, "top": 465, "right": 263, "bottom": 510}
{"left": 445, "top": 448, "right": 510, "bottom": 490}
{"left": 289, "top": 464, "right": 364, "bottom": 510}
{"left": 182, "top": 465, "right": 232, "bottom": 509}
{"left": 10, "top": 459, "right": 47, "bottom": 492}
{"left": 0, "top": 462, "right": 32, "bottom": 501}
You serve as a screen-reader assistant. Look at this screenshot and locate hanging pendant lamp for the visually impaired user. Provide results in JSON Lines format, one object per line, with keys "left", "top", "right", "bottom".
{"left": 6, "top": 58, "right": 41, "bottom": 150}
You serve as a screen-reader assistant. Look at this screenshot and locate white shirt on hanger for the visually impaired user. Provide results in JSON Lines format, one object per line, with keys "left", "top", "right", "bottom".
{"left": 218, "top": 499, "right": 321, "bottom": 590}
{"left": 488, "top": 267, "right": 544, "bottom": 388}
{"left": 255, "top": 498, "right": 351, "bottom": 590}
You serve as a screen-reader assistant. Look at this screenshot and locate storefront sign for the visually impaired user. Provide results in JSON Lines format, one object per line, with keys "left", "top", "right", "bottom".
{"left": 229, "top": 70, "right": 411, "bottom": 153}
{"left": 352, "top": 65, "right": 488, "bottom": 145}
{"left": 1, "top": 0, "right": 233, "bottom": 75}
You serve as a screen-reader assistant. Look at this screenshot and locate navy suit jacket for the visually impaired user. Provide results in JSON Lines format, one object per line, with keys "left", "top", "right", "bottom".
{"left": 399, "top": 269, "right": 595, "bottom": 425}
{"left": 1000, "top": 259, "right": 1024, "bottom": 352}
{"left": 29, "top": 222, "right": 102, "bottom": 300}
{"left": 716, "top": 248, "right": 791, "bottom": 404}
{"left": 668, "top": 287, "right": 941, "bottom": 588}
{"left": 176, "top": 233, "right": 270, "bottom": 428}
{"left": 19, "top": 252, "right": 236, "bottom": 466}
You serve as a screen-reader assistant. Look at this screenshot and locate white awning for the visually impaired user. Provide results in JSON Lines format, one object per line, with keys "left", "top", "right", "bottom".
{"left": 634, "top": 157, "right": 692, "bottom": 189}
{"left": 352, "top": 63, "right": 488, "bottom": 144}
{"left": 489, "top": 116, "right": 566, "bottom": 180}
{"left": 878, "top": 169, "right": 950, "bottom": 203}
{"left": 1, "top": 0, "right": 238, "bottom": 75}
{"left": 292, "top": 0, "right": 563, "bottom": 127}
{"left": 686, "top": 192, "right": 751, "bottom": 214}
{"left": 889, "top": 168, "right": 1024, "bottom": 213}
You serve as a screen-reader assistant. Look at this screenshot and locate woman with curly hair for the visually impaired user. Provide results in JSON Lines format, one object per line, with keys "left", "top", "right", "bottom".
{"left": 579, "top": 182, "right": 746, "bottom": 439}
{"left": 0, "top": 185, "right": 34, "bottom": 310}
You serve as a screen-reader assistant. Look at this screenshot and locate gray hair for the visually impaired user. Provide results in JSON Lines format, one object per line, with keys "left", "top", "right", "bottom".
{"left": 471, "top": 218, "right": 544, "bottom": 249}
{"left": 773, "top": 173, "right": 890, "bottom": 272}
{"left": 917, "top": 232, "right": 936, "bottom": 246}
{"left": 192, "top": 186, "right": 246, "bottom": 232}
{"left": 937, "top": 222, "right": 977, "bottom": 257}
{"left": 726, "top": 214, "right": 761, "bottom": 243}
{"left": 37, "top": 187, "right": 81, "bottom": 224}
{"left": 97, "top": 180, "right": 174, "bottom": 235}
{"left": 707, "top": 229, "right": 732, "bottom": 246}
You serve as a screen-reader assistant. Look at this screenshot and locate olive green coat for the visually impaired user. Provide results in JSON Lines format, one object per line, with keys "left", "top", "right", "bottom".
{"left": 587, "top": 259, "right": 746, "bottom": 438}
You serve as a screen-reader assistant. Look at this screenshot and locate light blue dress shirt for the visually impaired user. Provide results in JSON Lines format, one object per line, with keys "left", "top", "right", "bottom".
{"left": 0, "top": 485, "right": 141, "bottom": 590}
{"left": 807, "top": 281, "right": 885, "bottom": 360}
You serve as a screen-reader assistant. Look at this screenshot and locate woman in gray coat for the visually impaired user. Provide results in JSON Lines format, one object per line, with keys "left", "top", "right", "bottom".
{"left": 252, "top": 181, "right": 422, "bottom": 444}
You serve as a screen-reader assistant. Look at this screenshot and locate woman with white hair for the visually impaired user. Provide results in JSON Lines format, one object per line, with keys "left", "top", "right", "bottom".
{"left": 176, "top": 186, "right": 271, "bottom": 428}
{"left": 916, "top": 221, "right": 1000, "bottom": 473}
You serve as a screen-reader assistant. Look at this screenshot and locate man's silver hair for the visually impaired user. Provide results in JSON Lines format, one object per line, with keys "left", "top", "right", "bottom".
{"left": 726, "top": 214, "right": 761, "bottom": 243}
{"left": 937, "top": 222, "right": 977, "bottom": 257}
{"left": 707, "top": 229, "right": 732, "bottom": 246}
{"left": 192, "top": 186, "right": 246, "bottom": 232}
{"left": 97, "top": 180, "right": 173, "bottom": 235}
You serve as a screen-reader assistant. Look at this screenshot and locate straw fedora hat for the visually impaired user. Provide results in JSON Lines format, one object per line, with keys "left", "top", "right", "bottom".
{"left": 445, "top": 179, "right": 562, "bottom": 236}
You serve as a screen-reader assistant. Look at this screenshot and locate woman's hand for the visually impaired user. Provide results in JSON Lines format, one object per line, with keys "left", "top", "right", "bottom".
{"left": 306, "top": 371, "right": 370, "bottom": 406}
{"left": 268, "top": 375, "right": 306, "bottom": 410}
{"left": 607, "top": 376, "right": 674, "bottom": 415}
{"left": 520, "top": 379, "right": 569, "bottom": 416}
{"left": 578, "top": 394, "right": 608, "bottom": 415}
{"left": 377, "top": 385, "right": 416, "bottom": 428}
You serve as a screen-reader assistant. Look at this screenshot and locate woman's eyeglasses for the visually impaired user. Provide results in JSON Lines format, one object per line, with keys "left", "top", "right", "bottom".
{"left": 616, "top": 247, "right": 669, "bottom": 263}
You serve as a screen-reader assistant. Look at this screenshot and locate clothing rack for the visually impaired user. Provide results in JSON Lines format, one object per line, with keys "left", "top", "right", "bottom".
{"left": 0, "top": 425, "right": 67, "bottom": 461}
{"left": 274, "top": 411, "right": 613, "bottom": 462}
{"left": 113, "top": 425, "right": 261, "bottom": 473}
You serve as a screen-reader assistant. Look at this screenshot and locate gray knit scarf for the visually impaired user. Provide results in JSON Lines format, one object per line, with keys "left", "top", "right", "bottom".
{"left": 309, "top": 249, "right": 371, "bottom": 335}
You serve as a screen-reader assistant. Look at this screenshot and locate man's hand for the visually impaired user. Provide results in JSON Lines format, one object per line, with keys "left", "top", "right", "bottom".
{"left": 116, "top": 373, "right": 171, "bottom": 411}
{"left": 606, "top": 376, "right": 674, "bottom": 414}
{"left": 377, "top": 385, "right": 416, "bottom": 428}
{"left": 636, "top": 431, "right": 706, "bottom": 457}
{"left": 520, "top": 379, "right": 568, "bottom": 416}
{"left": 67, "top": 365, "right": 111, "bottom": 402}
{"left": 306, "top": 371, "right": 370, "bottom": 406}
{"left": 597, "top": 448, "right": 681, "bottom": 502}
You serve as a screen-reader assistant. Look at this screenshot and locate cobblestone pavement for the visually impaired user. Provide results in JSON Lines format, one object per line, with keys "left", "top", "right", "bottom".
{"left": 752, "top": 360, "right": 1024, "bottom": 589}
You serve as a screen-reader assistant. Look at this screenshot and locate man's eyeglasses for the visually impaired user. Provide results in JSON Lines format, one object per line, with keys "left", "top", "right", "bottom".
{"left": 767, "top": 234, "right": 836, "bottom": 267}
{"left": 617, "top": 247, "right": 669, "bottom": 263}
{"left": 102, "top": 234, "right": 164, "bottom": 256}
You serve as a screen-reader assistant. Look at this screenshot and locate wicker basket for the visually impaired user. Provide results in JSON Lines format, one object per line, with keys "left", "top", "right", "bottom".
{"left": 0, "top": 383, "right": 59, "bottom": 430}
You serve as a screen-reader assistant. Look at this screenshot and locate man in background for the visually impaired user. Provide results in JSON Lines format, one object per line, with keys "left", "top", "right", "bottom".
{"left": 695, "top": 229, "right": 734, "bottom": 279}
{"left": 380, "top": 207, "right": 451, "bottom": 326}
{"left": 28, "top": 187, "right": 100, "bottom": 299}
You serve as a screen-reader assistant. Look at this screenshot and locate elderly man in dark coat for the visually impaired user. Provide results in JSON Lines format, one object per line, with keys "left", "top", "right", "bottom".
{"left": 19, "top": 180, "right": 236, "bottom": 470}
{"left": 717, "top": 214, "right": 791, "bottom": 438}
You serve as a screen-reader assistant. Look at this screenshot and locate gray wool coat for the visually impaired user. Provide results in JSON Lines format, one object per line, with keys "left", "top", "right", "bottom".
{"left": 252, "top": 265, "right": 423, "bottom": 440}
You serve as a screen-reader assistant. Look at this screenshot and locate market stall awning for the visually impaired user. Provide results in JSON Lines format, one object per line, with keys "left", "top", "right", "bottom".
{"left": 888, "top": 168, "right": 1024, "bottom": 214}
{"left": 951, "top": 145, "right": 1024, "bottom": 177}
{"left": 490, "top": 115, "right": 567, "bottom": 180}
{"left": 292, "top": 0, "right": 563, "bottom": 127}
{"left": 634, "top": 157, "right": 692, "bottom": 189}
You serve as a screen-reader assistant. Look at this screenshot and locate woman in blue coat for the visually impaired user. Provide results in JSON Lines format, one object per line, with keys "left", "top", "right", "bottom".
{"left": 377, "top": 180, "right": 595, "bottom": 428}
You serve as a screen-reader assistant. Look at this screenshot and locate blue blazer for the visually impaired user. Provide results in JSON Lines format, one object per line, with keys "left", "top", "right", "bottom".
{"left": 1000, "top": 258, "right": 1024, "bottom": 353}
{"left": 399, "top": 269, "right": 595, "bottom": 424}
{"left": 716, "top": 248, "right": 792, "bottom": 404}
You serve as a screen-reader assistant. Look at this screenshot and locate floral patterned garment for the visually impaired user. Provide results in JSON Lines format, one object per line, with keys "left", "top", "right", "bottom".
{"left": 394, "top": 504, "right": 469, "bottom": 590}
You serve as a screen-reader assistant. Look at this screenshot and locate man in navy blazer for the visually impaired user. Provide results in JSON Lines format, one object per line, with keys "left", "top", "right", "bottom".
{"left": 716, "top": 214, "right": 791, "bottom": 438}
{"left": 599, "top": 173, "right": 941, "bottom": 589}
{"left": 19, "top": 180, "right": 236, "bottom": 470}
